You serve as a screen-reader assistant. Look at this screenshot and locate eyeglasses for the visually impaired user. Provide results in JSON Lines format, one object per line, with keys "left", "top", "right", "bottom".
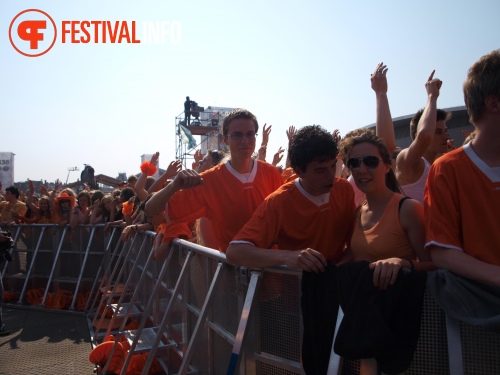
{"left": 227, "top": 132, "right": 257, "bottom": 141}
{"left": 347, "top": 156, "right": 383, "bottom": 170}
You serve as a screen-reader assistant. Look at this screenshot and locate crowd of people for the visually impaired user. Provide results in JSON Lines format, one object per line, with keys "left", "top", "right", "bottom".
{"left": 1, "top": 49, "right": 499, "bottom": 375}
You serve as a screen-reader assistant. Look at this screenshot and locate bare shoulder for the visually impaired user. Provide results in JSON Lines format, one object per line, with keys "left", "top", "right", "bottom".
{"left": 399, "top": 197, "right": 424, "bottom": 227}
{"left": 395, "top": 148, "right": 425, "bottom": 185}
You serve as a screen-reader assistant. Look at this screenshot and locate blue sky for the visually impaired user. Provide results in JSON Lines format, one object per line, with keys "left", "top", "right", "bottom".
{"left": 1, "top": 0, "right": 499, "bottom": 183}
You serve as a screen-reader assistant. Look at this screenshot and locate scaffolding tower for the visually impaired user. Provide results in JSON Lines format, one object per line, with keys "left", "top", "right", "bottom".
{"left": 175, "top": 106, "right": 234, "bottom": 169}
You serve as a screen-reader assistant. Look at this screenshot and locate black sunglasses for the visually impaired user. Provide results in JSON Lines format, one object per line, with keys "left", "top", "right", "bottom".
{"left": 347, "top": 156, "right": 383, "bottom": 170}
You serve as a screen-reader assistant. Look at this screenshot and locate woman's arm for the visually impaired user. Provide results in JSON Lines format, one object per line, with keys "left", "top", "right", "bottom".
{"left": 399, "top": 199, "right": 435, "bottom": 270}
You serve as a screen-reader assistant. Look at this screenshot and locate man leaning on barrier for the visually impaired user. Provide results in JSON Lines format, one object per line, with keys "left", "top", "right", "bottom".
{"left": 424, "top": 49, "right": 500, "bottom": 330}
{"left": 227, "top": 125, "right": 356, "bottom": 374}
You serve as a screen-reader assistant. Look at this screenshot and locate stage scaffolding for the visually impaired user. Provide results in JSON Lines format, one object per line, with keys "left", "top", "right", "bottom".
{"left": 175, "top": 106, "right": 234, "bottom": 169}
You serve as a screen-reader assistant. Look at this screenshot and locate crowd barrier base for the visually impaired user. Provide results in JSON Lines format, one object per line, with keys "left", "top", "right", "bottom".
{"left": 2, "top": 224, "right": 500, "bottom": 374}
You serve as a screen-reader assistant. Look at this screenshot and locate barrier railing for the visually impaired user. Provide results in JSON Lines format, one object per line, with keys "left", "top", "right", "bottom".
{"left": 2, "top": 224, "right": 500, "bottom": 374}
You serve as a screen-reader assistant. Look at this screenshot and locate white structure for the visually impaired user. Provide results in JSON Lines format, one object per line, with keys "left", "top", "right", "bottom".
{"left": 176, "top": 105, "right": 235, "bottom": 169}
{"left": 141, "top": 154, "right": 160, "bottom": 179}
{"left": 0, "top": 152, "right": 15, "bottom": 187}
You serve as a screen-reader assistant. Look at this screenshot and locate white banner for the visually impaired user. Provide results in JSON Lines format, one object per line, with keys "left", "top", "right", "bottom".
{"left": 0, "top": 152, "right": 15, "bottom": 188}
{"left": 141, "top": 154, "right": 160, "bottom": 179}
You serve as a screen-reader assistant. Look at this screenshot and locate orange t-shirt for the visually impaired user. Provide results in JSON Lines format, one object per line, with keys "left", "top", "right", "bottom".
{"left": 281, "top": 167, "right": 294, "bottom": 182}
{"left": 166, "top": 160, "right": 283, "bottom": 252}
{"left": 424, "top": 145, "right": 500, "bottom": 266}
{"left": 232, "top": 178, "right": 356, "bottom": 263}
{"left": 157, "top": 221, "right": 194, "bottom": 244}
{"left": 350, "top": 193, "right": 415, "bottom": 262}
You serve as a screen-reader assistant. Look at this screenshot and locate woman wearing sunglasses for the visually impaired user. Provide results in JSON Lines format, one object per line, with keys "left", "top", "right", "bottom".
{"left": 338, "top": 130, "right": 434, "bottom": 375}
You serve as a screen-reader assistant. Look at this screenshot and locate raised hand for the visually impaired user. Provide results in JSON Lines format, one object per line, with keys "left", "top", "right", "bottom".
{"left": 425, "top": 70, "right": 442, "bottom": 99}
{"left": 38, "top": 184, "right": 50, "bottom": 197}
{"left": 371, "top": 62, "right": 388, "bottom": 94}
{"left": 165, "top": 160, "right": 182, "bottom": 179}
{"left": 261, "top": 123, "right": 272, "bottom": 146}
{"left": 272, "top": 147, "right": 285, "bottom": 166}
{"left": 150, "top": 151, "right": 160, "bottom": 167}
{"left": 193, "top": 149, "right": 203, "bottom": 163}
{"left": 286, "top": 126, "right": 297, "bottom": 142}
{"left": 332, "top": 129, "right": 341, "bottom": 145}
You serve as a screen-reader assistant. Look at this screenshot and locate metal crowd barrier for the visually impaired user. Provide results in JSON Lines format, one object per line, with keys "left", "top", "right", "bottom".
{"left": 2, "top": 224, "right": 500, "bottom": 374}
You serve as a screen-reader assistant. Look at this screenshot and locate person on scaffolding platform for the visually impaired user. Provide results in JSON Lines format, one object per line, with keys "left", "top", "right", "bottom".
{"left": 0, "top": 231, "right": 13, "bottom": 336}
{"left": 145, "top": 108, "right": 283, "bottom": 253}
{"left": 184, "top": 96, "right": 191, "bottom": 126}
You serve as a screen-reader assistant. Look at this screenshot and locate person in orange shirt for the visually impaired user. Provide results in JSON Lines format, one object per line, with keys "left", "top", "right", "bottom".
{"left": 424, "top": 51, "right": 500, "bottom": 343}
{"left": 226, "top": 125, "right": 355, "bottom": 374}
{"left": 145, "top": 108, "right": 283, "bottom": 253}
{"left": 425, "top": 50, "right": 500, "bottom": 285}
{"left": 227, "top": 125, "right": 355, "bottom": 268}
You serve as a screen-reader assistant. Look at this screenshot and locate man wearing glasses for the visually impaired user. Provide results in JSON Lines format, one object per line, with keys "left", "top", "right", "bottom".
{"left": 146, "top": 108, "right": 283, "bottom": 252}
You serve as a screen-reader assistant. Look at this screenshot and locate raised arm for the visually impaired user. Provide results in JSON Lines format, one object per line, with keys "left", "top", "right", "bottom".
{"left": 272, "top": 146, "right": 285, "bottom": 167}
{"left": 145, "top": 169, "right": 203, "bottom": 217}
{"left": 135, "top": 152, "right": 159, "bottom": 201}
{"left": 371, "top": 62, "right": 396, "bottom": 154}
{"left": 26, "top": 181, "right": 40, "bottom": 215}
{"left": 285, "top": 126, "right": 297, "bottom": 168}
{"left": 48, "top": 180, "right": 61, "bottom": 213}
{"left": 148, "top": 160, "right": 182, "bottom": 193}
{"left": 398, "top": 71, "right": 441, "bottom": 170}
{"left": 258, "top": 123, "right": 272, "bottom": 161}
{"left": 192, "top": 149, "right": 203, "bottom": 171}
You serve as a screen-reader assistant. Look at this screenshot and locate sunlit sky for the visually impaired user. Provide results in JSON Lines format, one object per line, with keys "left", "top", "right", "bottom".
{"left": 1, "top": 0, "right": 499, "bottom": 184}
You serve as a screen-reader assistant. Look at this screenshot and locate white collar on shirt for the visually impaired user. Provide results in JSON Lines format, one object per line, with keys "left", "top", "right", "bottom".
{"left": 463, "top": 143, "right": 500, "bottom": 182}
{"left": 295, "top": 178, "right": 330, "bottom": 206}
{"left": 224, "top": 159, "right": 258, "bottom": 183}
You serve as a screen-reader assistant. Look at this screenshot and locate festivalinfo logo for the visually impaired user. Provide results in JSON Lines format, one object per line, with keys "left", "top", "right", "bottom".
{"left": 9, "top": 9, "right": 182, "bottom": 57}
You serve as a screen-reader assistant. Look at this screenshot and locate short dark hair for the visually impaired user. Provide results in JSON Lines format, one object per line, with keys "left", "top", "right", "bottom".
{"left": 120, "top": 187, "right": 135, "bottom": 201}
{"left": 463, "top": 49, "right": 500, "bottom": 124}
{"left": 6, "top": 186, "right": 20, "bottom": 199}
{"left": 91, "top": 190, "right": 104, "bottom": 204}
{"left": 409, "top": 109, "right": 452, "bottom": 140}
{"left": 222, "top": 108, "right": 258, "bottom": 136}
{"left": 289, "top": 125, "right": 338, "bottom": 172}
